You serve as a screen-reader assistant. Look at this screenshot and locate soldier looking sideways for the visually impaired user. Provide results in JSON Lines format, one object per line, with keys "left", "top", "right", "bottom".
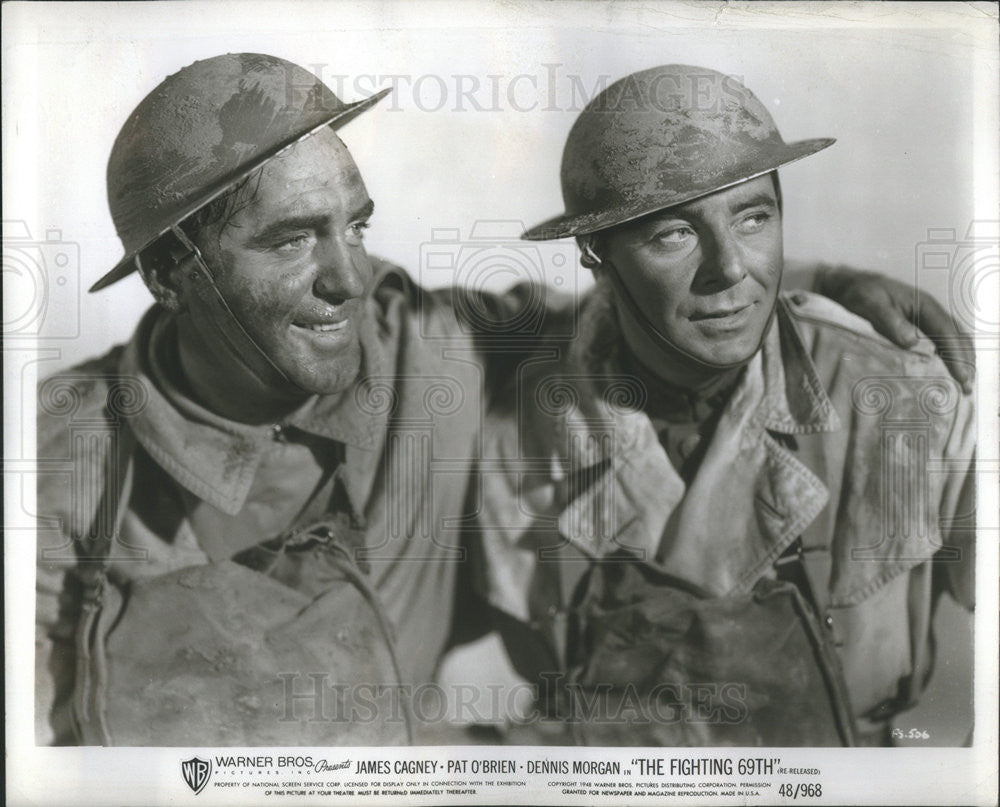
{"left": 473, "top": 64, "right": 975, "bottom": 746}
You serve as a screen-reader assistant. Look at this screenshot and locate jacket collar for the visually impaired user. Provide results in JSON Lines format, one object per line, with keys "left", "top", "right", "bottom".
{"left": 119, "top": 302, "right": 388, "bottom": 517}
{"left": 553, "top": 287, "right": 840, "bottom": 596}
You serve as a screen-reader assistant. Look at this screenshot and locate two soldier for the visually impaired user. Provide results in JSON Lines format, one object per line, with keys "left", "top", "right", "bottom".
{"left": 37, "top": 54, "right": 974, "bottom": 746}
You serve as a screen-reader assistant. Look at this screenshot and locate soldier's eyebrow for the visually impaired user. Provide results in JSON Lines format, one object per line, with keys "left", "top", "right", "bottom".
{"left": 350, "top": 199, "right": 375, "bottom": 222}
{"left": 728, "top": 193, "right": 778, "bottom": 214}
{"left": 248, "top": 200, "right": 374, "bottom": 246}
{"left": 654, "top": 191, "right": 777, "bottom": 225}
{"left": 249, "top": 215, "right": 328, "bottom": 246}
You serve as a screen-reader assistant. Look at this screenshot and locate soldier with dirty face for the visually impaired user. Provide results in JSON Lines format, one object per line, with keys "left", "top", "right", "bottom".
{"left": 36, "top": 55, "right": 972, "bottom": 747}
{"left": 473, "top": 65, "right": 976, "bottom": 746}
{"left": 37, "top": 54, "right": 492, "bottom": 746}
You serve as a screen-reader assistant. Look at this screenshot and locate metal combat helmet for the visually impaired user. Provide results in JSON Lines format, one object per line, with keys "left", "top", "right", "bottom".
{"left": 522, "top": 64, "right": 834, "bottom": 240}
{"left": 93, "top": 53, "right": 389, "bottom": 389}
{"left": 94, "top": 52, "right": 389, "bottom": 292}
{"left": 523, "top": 64, "right": 835, "bottom": 370}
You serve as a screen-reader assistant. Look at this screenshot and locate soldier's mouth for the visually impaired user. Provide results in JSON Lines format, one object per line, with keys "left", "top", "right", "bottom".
{"left": 298, "top": 321, "right": 349, "bottom": 333}
{"left": 690, "top": 303, "right": 752, "bottom": 321}
{"left": 290, "top": 318, "right": 354, "bottom": 345}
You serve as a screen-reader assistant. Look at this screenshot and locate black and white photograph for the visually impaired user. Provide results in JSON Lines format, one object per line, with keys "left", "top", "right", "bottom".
{"left": 4, "top": 1, "right": 998, "bottom": 805}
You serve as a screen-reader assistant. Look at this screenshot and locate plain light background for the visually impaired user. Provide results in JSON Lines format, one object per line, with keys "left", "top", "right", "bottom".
{"left": 3, "top": 0, "right": 997, "bottom": 775}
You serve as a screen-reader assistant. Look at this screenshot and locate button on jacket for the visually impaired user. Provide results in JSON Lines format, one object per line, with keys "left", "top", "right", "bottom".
{"left": 474, "top": 288, "right": 975, "bottom": 742}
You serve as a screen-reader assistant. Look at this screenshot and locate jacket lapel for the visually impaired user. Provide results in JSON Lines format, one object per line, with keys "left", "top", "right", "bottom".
{"left": 556, "top": 409, "right": 683, "bottom": 563}
{"left": 554, "top": 296, "right": 840, "bottom": 596}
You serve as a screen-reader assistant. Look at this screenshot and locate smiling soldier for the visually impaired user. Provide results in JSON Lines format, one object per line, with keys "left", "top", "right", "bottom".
{"left": 473, "top": 65, "right": 976, "bottom": 746}
{"left": 36, "top": 54, "right": 973, "bottom": 748}
{"left": 34, "top": 53, "right": 495, "bottom": 747}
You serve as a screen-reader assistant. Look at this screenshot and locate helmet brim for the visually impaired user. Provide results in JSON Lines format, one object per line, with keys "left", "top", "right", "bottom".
{"left": 521, "top": 137, "right": 835, "bottom": 242}
{"left": 90, "top": 87, "right": 392, "bottom": 293}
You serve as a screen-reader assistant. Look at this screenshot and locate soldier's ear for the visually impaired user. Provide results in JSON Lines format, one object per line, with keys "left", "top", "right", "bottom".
{"left": 135, "top": 237, "right": 186, "bottom": 312}
{"left": 576, "top": 235, "right": 604, "bottom": 277}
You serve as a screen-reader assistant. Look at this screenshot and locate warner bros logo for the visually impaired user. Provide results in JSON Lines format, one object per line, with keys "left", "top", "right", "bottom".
{"left": 181, "top": 757, "right": 212, "bottom": 795}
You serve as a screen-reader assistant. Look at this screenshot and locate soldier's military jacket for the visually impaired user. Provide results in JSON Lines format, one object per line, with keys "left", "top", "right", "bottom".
{"left": 35, "top": 262, "right": 515, "bottom": 745}
{"left": 475, "top": 288, "right": 975, "bottom": 745}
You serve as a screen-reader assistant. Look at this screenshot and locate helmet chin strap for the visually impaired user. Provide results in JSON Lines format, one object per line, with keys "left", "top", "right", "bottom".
{"left": 584, "top": 241, "right": 774, "bottom": 376}
{"left": 167, "top": 225, "right": 297, "bottom": 390}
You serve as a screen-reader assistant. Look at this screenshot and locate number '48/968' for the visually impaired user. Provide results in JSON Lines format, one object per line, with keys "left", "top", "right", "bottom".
{"left": 779, "top": 783, "right": 823, "bottom": 798}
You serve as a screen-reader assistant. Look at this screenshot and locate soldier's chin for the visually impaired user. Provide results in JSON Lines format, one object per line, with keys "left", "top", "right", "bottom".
{"left": 287, "top": 348, "right": 363, "bottom": 397}
{"left": 683, "top": 333, "right": 762, "bottom": 369}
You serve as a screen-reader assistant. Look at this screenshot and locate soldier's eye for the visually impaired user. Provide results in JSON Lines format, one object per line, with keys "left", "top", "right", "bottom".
{"left": 652, "top": 226, "right": 695, "bottom": 250}
{"left": 737, "top": 212, "right": 772, "bottom": 234}
{"left": 275, "top": 234, "right": 312, "bottom": 253}
{"left": 346, "top": 221, "right": 370, "bottom": 246}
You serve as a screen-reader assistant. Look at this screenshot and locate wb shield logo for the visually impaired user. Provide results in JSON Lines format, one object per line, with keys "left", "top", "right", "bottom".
{"left": 181, "top": 757, "right": 212, "bottom": 795}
